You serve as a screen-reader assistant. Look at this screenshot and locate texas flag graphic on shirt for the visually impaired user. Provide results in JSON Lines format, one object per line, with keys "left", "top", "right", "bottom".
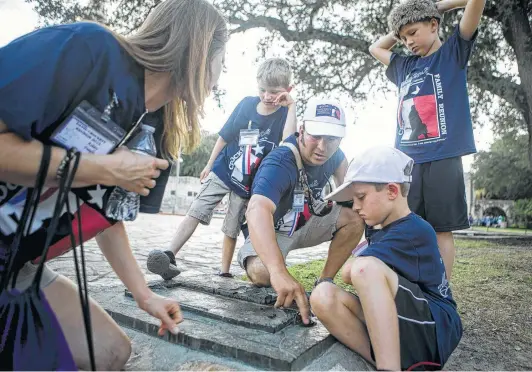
{"left": 229, "top": 136, "right": 276, "bottom": 193}
{"left": 397, "top": 69, "right": 447, "bottom": 147}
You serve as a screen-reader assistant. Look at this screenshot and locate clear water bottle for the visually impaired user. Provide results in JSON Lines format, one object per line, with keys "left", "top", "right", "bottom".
{"left": 105, "top": 124, "right": 157, "bottom": 221}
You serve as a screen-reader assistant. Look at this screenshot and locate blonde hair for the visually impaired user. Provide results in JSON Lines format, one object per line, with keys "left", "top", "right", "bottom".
{"left": 256, "top": 58, "right": 292, "bottom": 88}
{"left": 112, "top": 0, "right": 228, "bottom": 158}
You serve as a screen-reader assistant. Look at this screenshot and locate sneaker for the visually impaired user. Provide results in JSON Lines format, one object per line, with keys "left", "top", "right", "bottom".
{"left": 216, "top": 271, "right": 234, "bottom": 278}
{"left": 147, "top": 250, "right": 181, "bottom": 280}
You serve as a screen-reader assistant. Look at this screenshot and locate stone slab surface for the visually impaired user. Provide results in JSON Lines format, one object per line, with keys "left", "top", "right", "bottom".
{"left": 302, "top": 343, "right": 374, "bottom": 371}
{"left": 92, "top": 285, "right": 334, "bottom": 370}
{"left": 125, "top": 283, "right": 296, "bottom": 333}
{"left": 125, "top": 326, "right": 374, "bottom": 372}
{"left": 147, "top": 272, "right": 279, "bottom": 305}
{"left": 47, "top": 214, "right": 331, "bottom": 289}
{"left": 124, "top": 327, "right": 256, "bottom": 371}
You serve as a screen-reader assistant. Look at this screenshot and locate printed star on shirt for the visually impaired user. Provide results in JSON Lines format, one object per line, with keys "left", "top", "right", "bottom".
{"left": 253, "top": 143, "right": 264, "bottom": 156}
{"left": 87, "top": 184, "right": 106, "bottom": 209}
{"left": 411, "top": 85, "right": 421, "bottom": 95}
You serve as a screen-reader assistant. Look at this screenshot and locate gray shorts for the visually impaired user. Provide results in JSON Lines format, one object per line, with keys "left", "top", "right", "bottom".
{"left": 237, "top": 203, "right": 343, "bottom": 269}
{"left": 0, "top": 241, "right": 58, "bottom": 291}
{"left": 12, "top": 261, "right": 58, "bottom": 290}
{"left": 187, "top": 172, "right": 248, "bottom": 239}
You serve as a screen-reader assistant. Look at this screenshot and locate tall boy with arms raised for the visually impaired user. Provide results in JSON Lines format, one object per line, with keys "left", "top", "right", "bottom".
{"left": 369, "top": 0, "right": 486, "bottom": 278}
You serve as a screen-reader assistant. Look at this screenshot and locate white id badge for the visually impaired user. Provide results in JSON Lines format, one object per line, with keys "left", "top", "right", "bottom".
{"left": 239, "top": 129, "right": 260, "bottom": 146}
{"left": 50, "top": 101, "right": 126, "bottom": 155}
{"left": 292, "top": 189, "right": 305, "bottom": 213}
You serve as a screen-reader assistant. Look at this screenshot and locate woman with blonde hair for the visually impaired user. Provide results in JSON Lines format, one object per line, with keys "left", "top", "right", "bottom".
{"left": 0, "top": 0, "right": 227, "bottom": 369}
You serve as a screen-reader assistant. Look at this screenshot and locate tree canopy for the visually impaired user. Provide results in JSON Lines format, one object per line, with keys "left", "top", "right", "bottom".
{"left": 211, "top": 0, "right": 530, "bottom": 163}
{"left": 24, "top": 0, "right": 532, "bottom": 164}
{"left": 471, "top": 133, "right": 532, "bottom": 200}
{"left": 178, "top": 132, "right": 218, "bottom": 177}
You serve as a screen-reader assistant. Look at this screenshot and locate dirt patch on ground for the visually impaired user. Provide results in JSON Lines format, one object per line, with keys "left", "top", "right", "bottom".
{"left": 445, "top": 239, "right": 532, "bottom": 370}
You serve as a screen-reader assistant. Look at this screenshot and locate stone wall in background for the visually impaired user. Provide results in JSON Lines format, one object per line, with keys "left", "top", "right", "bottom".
{"left": 160, "top": 176, "right": 228, "bottom": 215}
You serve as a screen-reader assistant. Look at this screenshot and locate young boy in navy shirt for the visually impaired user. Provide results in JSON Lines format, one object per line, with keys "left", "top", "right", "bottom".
{"left": 312, "top": 147, "right": 462, "bottom": 371}
{"left": 369, "top": 0, "right": 486, "bottom": 279}
{"left": 147, "top": 58, "right": 296, "bottom": 279}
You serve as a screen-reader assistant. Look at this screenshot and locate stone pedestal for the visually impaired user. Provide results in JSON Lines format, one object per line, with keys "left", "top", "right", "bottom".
{"left": 93, "top": 272, "right": 373, "bottom": 371}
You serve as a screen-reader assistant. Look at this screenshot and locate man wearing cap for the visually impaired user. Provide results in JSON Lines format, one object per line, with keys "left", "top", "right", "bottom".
{"left": 238, "top": 99, "right": 365, "bottom": 324}
{"left": 310, "top": 146, "right": 462, "bottom": 370}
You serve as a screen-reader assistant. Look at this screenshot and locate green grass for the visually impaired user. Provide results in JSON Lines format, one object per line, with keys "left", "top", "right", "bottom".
{"left": 454, "top": 238, "right": 497, "bottom": 249}
{"left": 239, "top": 259, "right": 352, "bottom": 292}
{"left": 239, "top": 239, "right": 532, "bottom": 291}
{"left": 286, "top": 259, "right": 353, "bottom": 292}
{"left": 453, "top": 251, "right": 532, "bottom": 286}
{"left": 471, "top": 226, "right": 530, "bottom": 235}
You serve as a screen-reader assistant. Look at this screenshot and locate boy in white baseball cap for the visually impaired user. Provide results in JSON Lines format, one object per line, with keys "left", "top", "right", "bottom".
{"left": 310, "top": 146, "right": 462, "bottom": 370}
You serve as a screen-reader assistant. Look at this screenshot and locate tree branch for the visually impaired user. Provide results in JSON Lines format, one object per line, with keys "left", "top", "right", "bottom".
{"left": 469, "top": 68, "right": 528, "bottom": 113}
{"left": 305, "top": 0, "right": 327, "bottom": 30}
{"left": 483, "top": 2, "right": 501, "bottom": 21}
{"left": 229, "top": 15, "right": 371, "bottom": 52}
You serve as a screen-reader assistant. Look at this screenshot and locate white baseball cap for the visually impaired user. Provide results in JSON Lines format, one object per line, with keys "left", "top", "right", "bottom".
{"left": 325, "top": 146, "right": 414, "bottom": 202}
{"left": 303, "top": 99, "right": 346, "bottom": 138}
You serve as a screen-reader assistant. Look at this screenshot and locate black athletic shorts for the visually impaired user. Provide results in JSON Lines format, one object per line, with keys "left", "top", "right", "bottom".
{"left": 139, "top": 110, "right": 171, "bottom": 214}
{"left": 139, "top": 164, "right": 170, "bottom": 213}
{"left": 368, "top": 275, "right": 441, "bottom": 371}
{"left": 408, "top": 157, "right": 469, "bottom": 232}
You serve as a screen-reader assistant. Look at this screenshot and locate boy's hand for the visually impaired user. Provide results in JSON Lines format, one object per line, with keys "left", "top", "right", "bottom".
{"left": 199, "top": 165, "right": 211, "bottom": 182}
{"left": 435, "top": 0, "right": 469, "bottom": 14}
{"left": 274, "top": 92, "right": 295, "bottom": 107}
{"left": 435, "top": 1, "right": 446, "bottom": 14}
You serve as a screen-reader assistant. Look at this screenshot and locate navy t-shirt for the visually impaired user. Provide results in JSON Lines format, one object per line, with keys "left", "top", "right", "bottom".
{"left": 212, "top": 96, "right": 288, "bottom": 198}
{"left": 386, "top": 26, "right": 478, "bottom": 164}
{"left": 359, "top": 213, "right": 462, "bottom": 365}
{"left": 251, "top": 134, "right": 345, "bottom": 234}
{"left": 0, "top": 22, "right": 153, "bottom": 268}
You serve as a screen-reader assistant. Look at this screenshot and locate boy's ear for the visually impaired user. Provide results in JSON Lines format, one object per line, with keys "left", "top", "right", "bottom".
{"left": 387, "top": 183, "right": 400, "bottom": 200}
{"left": 287, "top": 85, "right": 293, "bottom": 93}
{"left": 430, "top": 18, "right": 439, "bottom": 33}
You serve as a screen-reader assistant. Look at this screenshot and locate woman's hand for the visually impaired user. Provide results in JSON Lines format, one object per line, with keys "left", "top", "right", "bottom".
{"left": 105, "top": 147, "right": 169, "bottom": 196}
{"left": 137, "top": 291, "right": 183, "bottom": 336}
{"left": 96, "top": 224, "right": 182, "bottom": 337}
